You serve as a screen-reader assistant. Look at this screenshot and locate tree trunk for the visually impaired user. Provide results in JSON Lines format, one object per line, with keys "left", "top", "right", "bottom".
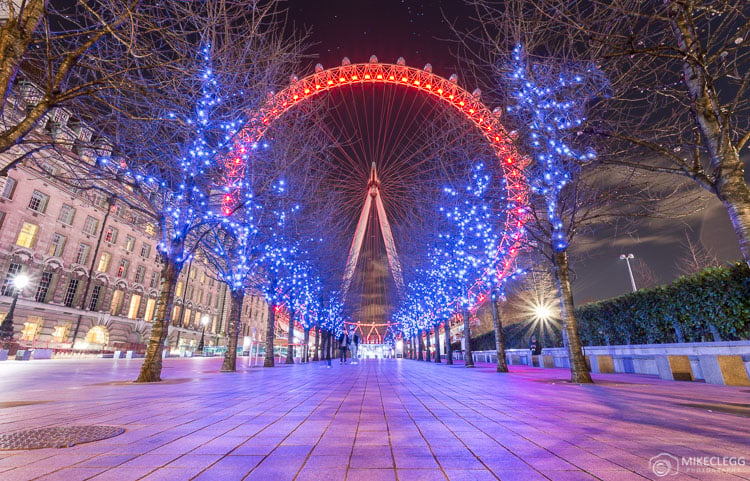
{"left": 417, "top": 331, "right": 424, "bottom": 361}
{"left": 433, "top": 324, "right": 441, "bottom": 363}
{"left": 263, "top": 303, "right": 276, "bottom": 367}
{"left": 445, "top": 319, "right": 453, "bottom": 365}
{"left": 720, "top": 188, "right": 750, "bottom": 268}
{"left": 313, "top": 324, "right": 320, "bottom": 361}
{"left": 136, "top": 259, "right": 179, "bottom": 382}
{"left": 425, "top": 328, "right": 432, "bottom": 362}
{"left": 285, "top": 309, "right": 295, "bottom": 364}
{"left": 490, "top": 297, "right": 508, "bottom": 373}
{"left": 303, "top": 327, "right": 310, "bottom": 363}
{"left": 463, "top": 308, "right": 474, "bottom": 368}
{"left": 552, "top": 250, "right": 593, "bottom": 384}
{"left": 220, "top": 290, "right": 244, "bottom": 372}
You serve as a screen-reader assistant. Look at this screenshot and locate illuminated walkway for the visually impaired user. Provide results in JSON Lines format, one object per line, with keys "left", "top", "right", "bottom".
{"left": 0, "top": 357, "right": 748, "bottom": 480}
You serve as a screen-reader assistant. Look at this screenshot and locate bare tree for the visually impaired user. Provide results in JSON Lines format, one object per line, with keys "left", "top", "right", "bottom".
{"left": 464, "top": 0, "right": 750, "bottom": 265}
{"left": 0, "top": 1, "right": 190, "bottom": 177}
{"left": 677, "top": 231, "right": 720, "bottom": 277}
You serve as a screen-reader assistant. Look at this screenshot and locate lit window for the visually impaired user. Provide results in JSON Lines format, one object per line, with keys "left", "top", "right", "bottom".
{"left": 140, "top": 243, "right": 151, "bottom": 258}
{"left": 144, "top": 298, "right": 156, "bottom": 322}
{"left": 97, "top": 252, "right": 111, "bottom": 272}
{"left": 52, "top": 324, "right": 69, "bottom": 343}
{"left": 175, "top": 281, "right": 184, "bottom": 296}
{"left": 104, "top": 226, "right": 118, "bottom": 244}
{"left": 27, "top": 190, "right": 49, "bottom": 213}
{"left": 125, "top": 235, "right": 136, "bottom": 253}
{"left": 84, "top": 325, "right": 108, "bottom": 345}
{"left": 20, "top": 317, "right": 42, "bottom": 341}
{"left": 127, "top": 294, "right": 141, "bottom": 319}
{"left": 109, "top": 290, "right": 124, "bottom": 315}
{"left": 116, "top": 258, "right": 129, "bottom": 278}
{"left": 145, "top": 223, "right": 155, "bottom": 236}
{"left": 47, "top": 233, "right": 67, "bottom": 257}
{"left": 16, "top": 222, "right": 39, "bottom": 248}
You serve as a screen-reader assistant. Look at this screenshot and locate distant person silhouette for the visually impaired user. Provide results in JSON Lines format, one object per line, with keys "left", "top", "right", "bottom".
{"left": 338, "top": 328, "right": 350, "bottom": 364}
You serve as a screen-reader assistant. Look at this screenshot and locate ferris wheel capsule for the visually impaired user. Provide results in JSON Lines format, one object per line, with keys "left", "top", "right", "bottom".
{"left": 315, "top": 63, "right": 324, "bottom": 72}
{"left": 449, "top": 73, "right": 458, "bottom": 83}
{"left": 472, "top": 88, "right": 482, "bottom": 99}
{"left": 423, "top": 63, "right": 433, "bottom": 73}
{"left": 341, "top": 57, "right": 351, "bottom": 66}
{"left": 396, "top": 57, "right": 406, "bottom": 66}
{"left": 369, "top": 55, "right": 379, "bottom": 63}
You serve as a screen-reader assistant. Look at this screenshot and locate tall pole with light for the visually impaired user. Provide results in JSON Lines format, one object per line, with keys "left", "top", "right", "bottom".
{"left": 619, "top": 254, "right": 637, "bottom": 292}
{"left": 0, "top": 273, "right": 31, "bottom": 341}
{"left": 197, "top": 315, "right": 209, "bottom": 354}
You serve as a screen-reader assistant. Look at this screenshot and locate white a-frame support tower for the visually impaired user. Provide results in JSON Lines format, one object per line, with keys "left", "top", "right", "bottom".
{"left": 342, "top": 163, "right": 405, "bottom": 299}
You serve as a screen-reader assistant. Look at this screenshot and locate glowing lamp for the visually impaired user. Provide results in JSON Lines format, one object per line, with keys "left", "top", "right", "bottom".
{"left": 339, "top": 77, "right": 345, "bottom": 82}
{"left": 327, "top": 80, "right": 333, "bottom": 85}
{"left": 401, "top": 77, "right": 408, "bottom": 82}
{"left": 304, "top": 88, "right": 310, "bottom": 94}
{"left": 377, "top": 74, "right": 383, "bottom": 79}
{"left": 364, "top": 74, "right": 371, "bottom": 79}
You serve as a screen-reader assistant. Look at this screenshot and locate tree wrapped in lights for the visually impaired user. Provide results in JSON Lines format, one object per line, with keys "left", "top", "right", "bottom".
{"left": 504, "top": 44, "right": 608, "bottom": 383}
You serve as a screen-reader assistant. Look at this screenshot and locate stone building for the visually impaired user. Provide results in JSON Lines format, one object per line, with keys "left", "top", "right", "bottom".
{"left": 0, "top": 78, "right": 267, "bottom": 353}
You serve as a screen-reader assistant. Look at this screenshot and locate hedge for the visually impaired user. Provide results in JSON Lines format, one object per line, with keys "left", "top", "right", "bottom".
{"left": 576, "top": 262, "right": 750, "bottom": 346}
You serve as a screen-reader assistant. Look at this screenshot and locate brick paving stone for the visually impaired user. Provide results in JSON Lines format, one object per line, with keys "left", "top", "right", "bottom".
{"left": 0, "top": 358, "right": 749, "bottom": 481}
{"left": 395, "top": 468, "right": 448, "bottom": 481}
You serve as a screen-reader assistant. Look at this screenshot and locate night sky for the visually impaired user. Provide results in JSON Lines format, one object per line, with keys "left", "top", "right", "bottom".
{"left": 285, "top": 0, "right": 745, "bottom": 303}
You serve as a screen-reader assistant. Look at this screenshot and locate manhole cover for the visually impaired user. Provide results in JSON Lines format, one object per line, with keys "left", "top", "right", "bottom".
{"left": 0, "top": 425, "right": 124, "bottom": 450}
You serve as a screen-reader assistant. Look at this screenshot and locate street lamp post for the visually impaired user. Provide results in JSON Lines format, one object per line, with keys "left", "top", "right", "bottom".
{"left": 197, "top": 315, "right": 210, "bottom": 354}
{"left": 619, "top": 253, "right": 638, "bottom": 292}
{"left": 0, "top": 273, "right": 31, "bottom": 341}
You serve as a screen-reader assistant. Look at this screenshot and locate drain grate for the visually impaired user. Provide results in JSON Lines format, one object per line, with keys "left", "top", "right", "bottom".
{"left": 0, "top": 425, "right": 124, "bottom": 450}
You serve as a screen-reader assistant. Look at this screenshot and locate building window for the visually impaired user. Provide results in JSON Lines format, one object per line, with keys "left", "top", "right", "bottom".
{"left": 89, "top": 285, "right": 101, "bottom": 311}
{"left": 63, "top": 278, "right": 79, "bottom": 307}
{"left": 116, "top": 258, "right": 129, "bottom": 278}
{"left": 144, "top": 298, "right": 156, "bottom": 322}
{"left": 16, "top": 222, "right": 39, "bottom": 248}
{"left": 52, "top": 324, "right": 69, "bottom": 343}
{"left": 135, "top": 265, "right": 146, "bottom": 284}
{"left": 190, "top": 269, "right": 197, "bottom": 280}
{"left": 140, "top": 243, "right": 151, "bottom": 259}
{"left": 20, "top": 317, "right": 42, "bottom": 341}
{"left": 175, "top": 281, "right": 184, "bottom": 297}
{"left": 104, "top": 226, "right": 118, "bottom": 244}
{"left": 109, "top": 290, "right": 124, "bottom": 315}
{"left": 127, "top": 294, "right": 141, "bottom": 319}
{"left": 58, "top": 204, "right": 76, "bottom": 225}
{"left": 145, "top": 223, "right": 155, "bottom": 236}
{"left": 149, "top": 271, "right": 159, "bottom": 289}
{"left": 75, "top": 243, "right": 91, "bottom": 265}
{"left": 125, "top": 235, "right": 136, "bottom": 253}
{"left": 85, "top": 325, "right": 108, "bottom": 346}
{"left": 1, "top": 176, "right": 17, "bottom": 199}
{"left": 82, "top": 216, "right": 99, "bottom": 236}
{"left": 206, "top": 292, "right": 212, "bottom": 307}
{"left": 187, "top": 285, "right": 194, "bottom": 301}
{"left": 35, "top": 271, "right": 52, "bottom": 303}
{"left": 27, "top": 190, "right": 49, "bottom": 213}
{"left": 97, "top": 252, "right": 111, "bottom": 272}
{"left": 0, "top": 211, "right": 5, "bottom": 230}
{"left": 1, "top": 263, "right": 22, "bottom": 296}
{"left": 47, "top": 233, "right": 67, "bottom": 257}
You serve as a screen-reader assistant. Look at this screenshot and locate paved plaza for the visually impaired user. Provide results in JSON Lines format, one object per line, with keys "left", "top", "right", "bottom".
{"left": 0, "top": 357, "right": 748, "bottom": 481}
